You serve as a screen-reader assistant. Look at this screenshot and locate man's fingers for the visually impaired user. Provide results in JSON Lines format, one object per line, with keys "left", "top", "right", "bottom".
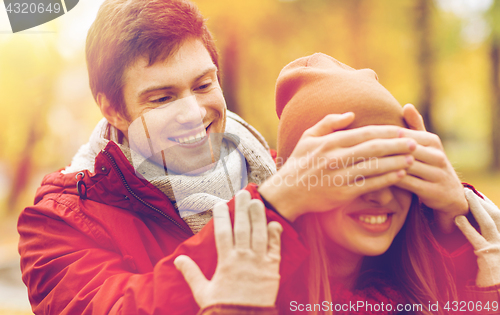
{"left": 174, "top": 255, "right": 209, "bottom": 294}
{"left": 213, "top": 201, "right": 232, "bottom": 257}
{"left": 322, "top": 125, "right": 404, "bottom": 148}
{"left": 465, "top": 189, "right": 500, "bottom": 242}
{"left": 234, "top": 190, "right": 252, "bottom": 250}
{"left": 267, "top": 221, "right": 283, "bottom": 261}
{"left": 398, "top": 129, "right": 443, "bottom": 150}
{"left": 334, "top": 137, "right": 416, "bottom": 162}
{"left": 339, "top": 155, "right": 413, "bottom": 179}
{"left": 394, "top": 174, "right": 432, "bottom": 197}
{"left": 302, "top": 113, "right": 355, "bottom": 138}
{"left": 455, "top": 216, "right": 489, "bottom": 250}
{"left": 248, "top": 199, "right": 268, "bottom": 255}
{"left": 403, "top": 103, "right": 426, "bottom": 131}
{"left": 411, "top": 145, "right": 448, "bottom": 168}
{"left": 406, "top": 160, "right": 441, "bottom": 182}
{"left": 354, "top": 170, "right": 405, "bottom": 196}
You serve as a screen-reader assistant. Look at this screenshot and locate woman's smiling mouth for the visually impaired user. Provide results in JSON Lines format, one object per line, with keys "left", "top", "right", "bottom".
{"left": 349, "top": 211, "right": 395, "bottom": 233}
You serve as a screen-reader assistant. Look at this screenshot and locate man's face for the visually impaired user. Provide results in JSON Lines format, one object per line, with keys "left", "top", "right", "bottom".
{"left": 119, "top": 38, "right": 226, "bottom": 174}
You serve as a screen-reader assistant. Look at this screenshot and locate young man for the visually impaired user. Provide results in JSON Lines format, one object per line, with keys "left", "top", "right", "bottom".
{"left": 17, "top": 0, "right": 450, "bottom": 314}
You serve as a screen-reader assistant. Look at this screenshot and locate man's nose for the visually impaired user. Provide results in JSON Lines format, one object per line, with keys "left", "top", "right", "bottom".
{"left": 175, "top": 96, "right": 207, "bottom": 125}
{"left": 360, "top": 187, "right": 394, "bottom": 206}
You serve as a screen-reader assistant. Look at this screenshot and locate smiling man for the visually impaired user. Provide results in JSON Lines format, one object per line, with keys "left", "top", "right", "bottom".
{"left": 17, "top": 0, "right": 435, "bottom": 314}
{"left": 109, "top": 38, "right": 226, "bottom": 174}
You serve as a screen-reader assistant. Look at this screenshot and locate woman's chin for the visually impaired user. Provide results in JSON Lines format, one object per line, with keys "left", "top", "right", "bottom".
{"left": 353, "top": 239, "right": 393, "bottom": 257}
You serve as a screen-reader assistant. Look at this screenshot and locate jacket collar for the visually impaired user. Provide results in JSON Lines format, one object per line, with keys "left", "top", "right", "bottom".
{"left": 36, "top": 141, "right": 193, "bottom": 236}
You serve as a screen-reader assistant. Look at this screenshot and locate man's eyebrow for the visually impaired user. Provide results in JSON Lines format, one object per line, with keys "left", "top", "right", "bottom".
{"left": 137, "top": 66, "right": 217, "bottom": 98}
{"left": 194, "top": 65, "right": 217, "bottom": 82}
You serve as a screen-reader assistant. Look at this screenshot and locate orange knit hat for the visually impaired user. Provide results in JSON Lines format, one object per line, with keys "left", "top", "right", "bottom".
{"left": 276, "top": 53, "right": 406, "bottom": 162}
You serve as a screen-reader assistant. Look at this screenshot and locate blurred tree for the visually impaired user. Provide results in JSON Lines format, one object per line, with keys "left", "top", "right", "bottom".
{"left": 346, "top": 0, "right": 367, "bottom": 68}
{"left": 0, "top": 35, "right": 60, "bottom": 214}
{"left": 488, "top": 0, "right": 500, "bottom": 171}
{"left": 7, "top": 109, "right": 45, "bottom": 212}
{"left": 413, "top": 0, "right": 436, "bottom": 133}
{"left": 220, "top": 18, "right": 241, "bottom": 115}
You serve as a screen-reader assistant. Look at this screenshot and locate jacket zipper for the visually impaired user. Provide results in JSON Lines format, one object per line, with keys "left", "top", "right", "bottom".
{"left": 102, "top": 149, "right": 191, "bottom": 235}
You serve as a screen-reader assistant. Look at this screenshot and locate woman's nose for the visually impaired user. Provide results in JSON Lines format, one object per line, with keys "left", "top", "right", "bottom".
{"left": 361, "top": 187, "right": 394, "bottom": 206}
{"left": 175, "top": 96, "right": 207, "bottom": 125}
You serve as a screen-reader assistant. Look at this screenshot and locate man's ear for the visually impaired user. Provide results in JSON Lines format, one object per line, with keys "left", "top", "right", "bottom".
{"left": 97, "top": 93, "right": 129, "bottom": 135}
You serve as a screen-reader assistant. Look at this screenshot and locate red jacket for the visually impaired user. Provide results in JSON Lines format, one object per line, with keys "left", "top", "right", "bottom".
{"left": 19, "top": 141, "right": 483, "bottom": 315}
{"left": 18, "top": 141, "right": 308, "bottom": 314}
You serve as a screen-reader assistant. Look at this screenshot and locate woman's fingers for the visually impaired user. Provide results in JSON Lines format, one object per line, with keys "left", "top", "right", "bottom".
{"left": 465, "top": 189, "right": 500, "bottom": 242}
{"left": 174, "top": 255, "right": 209, "bottom": 292}
{"left": 233, "top": 190, "right": 252, "bottom": 250}
{"left": 213, "top": 201, "right": 233, "bottom": 258}
{"left": 475, "top": 194, "right": 500, "bottom": 230}
{"left": 455, "top": 216, "right": 489, "bottom": 250}
{"left": 266, "top": 221, "right": 283, "bottom": 261}
{"left": 248, "top": 199, "right": 268, "bottom": 255}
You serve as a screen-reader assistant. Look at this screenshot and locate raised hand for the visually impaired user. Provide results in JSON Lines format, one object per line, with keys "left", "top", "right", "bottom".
{"left": 259, "top": 112, "right": 416, "bottom": 222}
{"left": 174, "top": 190, "right": 282, "bottom": 309}
{"left": 455, "top": 189, "right": 500, "bottom": 287}
{"left": 398, "top": 104, "right": 468, "bottom": 233}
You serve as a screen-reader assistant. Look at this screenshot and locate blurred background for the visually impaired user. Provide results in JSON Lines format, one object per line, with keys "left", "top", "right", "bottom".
{"left": 1, "top": 0, "right": 499, "bottom": 313}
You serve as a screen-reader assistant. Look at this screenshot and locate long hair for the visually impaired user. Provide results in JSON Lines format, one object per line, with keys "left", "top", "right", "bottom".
{"left": 298, "top": 194, "right": 458, "bottom": 315}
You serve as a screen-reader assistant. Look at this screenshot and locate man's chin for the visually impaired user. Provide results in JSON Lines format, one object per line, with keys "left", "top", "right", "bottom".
{"left": 181, "top": 161, "right": 218, "bottom": 175}
{"left": 150, "top": 152, "right": 217, "bottom": 176}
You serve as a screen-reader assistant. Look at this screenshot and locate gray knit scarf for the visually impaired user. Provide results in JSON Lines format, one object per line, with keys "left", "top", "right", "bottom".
{"left": 63, "top": 111, "right": 276, "bottom": 234}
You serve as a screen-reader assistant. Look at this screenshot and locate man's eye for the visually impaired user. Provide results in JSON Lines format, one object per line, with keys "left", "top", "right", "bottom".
{"left": 196, "top": 83, "right": 211, "bottom": 90}
{"left": 151, "top": 96, "right": 172, "bottom": 103}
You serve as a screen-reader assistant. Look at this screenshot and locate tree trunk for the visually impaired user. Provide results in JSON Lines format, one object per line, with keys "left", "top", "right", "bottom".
{"left": 221, "top": 21, "right": 241, "bottom": 115}
{"left": 490, "top": 35, "right": 500, "bottom": 171}
{"left": 346, "top": 0, "right": 365, "bottom": 68}
{"left": 414, "top": 0, "right": 436, "bottom": 133}
{"left": 7, "top": 113, "right": 43, "bottom": 212}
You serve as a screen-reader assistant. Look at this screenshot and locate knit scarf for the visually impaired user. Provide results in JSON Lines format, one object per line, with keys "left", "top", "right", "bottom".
{"left": 63, "top": 111, "right": 276, "bottom": 233}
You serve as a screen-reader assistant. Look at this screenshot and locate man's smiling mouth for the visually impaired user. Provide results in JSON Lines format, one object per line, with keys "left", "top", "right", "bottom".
{"left": 168, "top": 123, "right": 211, "bottom": 145}
{"left": 170, "top": 129, "right": 207, "bottom": 145}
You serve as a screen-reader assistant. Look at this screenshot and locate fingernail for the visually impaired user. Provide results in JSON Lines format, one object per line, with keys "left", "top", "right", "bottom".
{"left": 397, "top": 170, "right": 406, "bottom": 178}
{"left": 342, "top": 112, "right": 354, "bottom": 117}
{"left": 398, "top": 129, "right": 405, "bottom": 138}
{"left": 405, "top": 155, "right": 414, "bottom": 165}
{"left": 407, "top": 140, "right": 416, "bottom": 150}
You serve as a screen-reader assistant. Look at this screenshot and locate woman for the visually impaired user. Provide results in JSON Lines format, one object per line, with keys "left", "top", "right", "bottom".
{"left": 271, "top": 53, "right": 462, "bottom": 315}
{"left": 176, "top": 53, "right": 499, "bottom": 314}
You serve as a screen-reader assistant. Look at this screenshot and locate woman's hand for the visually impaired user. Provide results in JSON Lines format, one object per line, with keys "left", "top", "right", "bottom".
{"left": 174, "top": 190, "right": 282, "bottom": 309}
{"left": 259, "top": 112, "right": 416, "bottom": 222}
{"left": 455, "top": 189, "right": 500, "bottom": 288}
{"left": 397, "top": 104, "right": 468, "bottom": 233}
